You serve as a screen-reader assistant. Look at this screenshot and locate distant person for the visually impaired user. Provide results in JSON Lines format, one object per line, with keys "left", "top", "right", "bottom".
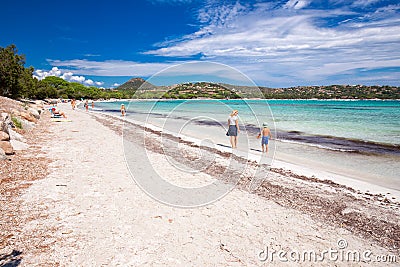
{"left": 51, "top": 107, "right": 67, "bottom": 118}
{"left": 227, "top": 110, "right": 239, "bottom": 148}
{"left": 120, "top": 104, "right": 126, "bottom": 116}
{"left": 257, "top": 122, "right": 272, "bottom": 153}
{"left": 84, "top": 100, "right": 89, "bottom": 112}
{"left": 71, "top": 99, "right": 76, "bottom": 110}
{"left": 91, "top": 100, "right": 95, "bottom": 109}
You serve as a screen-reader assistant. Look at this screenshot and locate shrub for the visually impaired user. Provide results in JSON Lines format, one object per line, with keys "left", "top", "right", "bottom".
{"left": 11, "top": 116, "right": 22, "bottom": 129}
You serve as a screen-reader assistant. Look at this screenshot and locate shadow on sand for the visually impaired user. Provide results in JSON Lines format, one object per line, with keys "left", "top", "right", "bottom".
{"left": 0, "top": 250, "right": 22, "bottom": 267}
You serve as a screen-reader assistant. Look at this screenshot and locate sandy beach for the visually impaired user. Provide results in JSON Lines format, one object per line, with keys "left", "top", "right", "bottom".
{"left": 1, "top": 102, "right": 399, "bottom": 266}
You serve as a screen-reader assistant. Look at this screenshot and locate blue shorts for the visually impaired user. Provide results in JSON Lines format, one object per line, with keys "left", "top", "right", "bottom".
{"left": 261, "top": 136, "right": 269, "bottom": 145}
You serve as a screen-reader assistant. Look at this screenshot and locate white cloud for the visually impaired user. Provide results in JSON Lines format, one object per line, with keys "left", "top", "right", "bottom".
{"left": 61, "top": 71, "right": 73, "bottom": 80}
{"left": 48, "top": 59, "right": 174, "bottom": 77}
{"left": 84, "top": 79, "right": 94, "bottom": 85}
{"left": 69, "top": 75, "right": 86, "bottom": 83}
{"left": 284, "top": 0, "right": 311, "bottom": 9}
{"left": 33, "top": 67, "right": 105, "bottom": 87}
{"left": 352, "top": 0, "right": 381, "bottom": 7}
{"left": 141, "top": 1, "right": 400, "bottom": 86}
{"left": 33, "top": 67, "right": 61, "bottom": 80}
{"left": 42, "top": 2, "right": 399, "bottom": 87}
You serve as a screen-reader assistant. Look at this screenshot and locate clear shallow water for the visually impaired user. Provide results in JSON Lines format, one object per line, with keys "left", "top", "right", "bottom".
{"left": 96, "top": 99, "right": 400, "bottom": 155}
{"left": 93, "top": 99, "right": 400, "bottom": 190}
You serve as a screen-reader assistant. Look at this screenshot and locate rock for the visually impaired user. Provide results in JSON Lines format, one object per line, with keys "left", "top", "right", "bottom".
{"left": 28, "top": 108, "right": 40, "bottom": 119}
{"left": 19, "top": 118, "right": 35, "bottom": 130}
{"left": 0, "top": 141, "right": 14, "bottom": 155}
{"left": 21, "top": 111, "right": 37, "bottom": 123}
{"left": 1, "top": 114, "right": 13, "bottom": 132}
{"left": 10, "top": 139, "right": 29, "bottom": 151}
{"left": 9, "top": 129, "right": 26, "bottom": 142}
{"left": 0, "top": 131, "right": 9, "bottom": 141}
{"left": 0, "top": 147, "right": 6, "bottom": 160}
{"left": 1, "top": 113, "right": 8, "bottom": 121}
{"left": 11, "top": 116, "right": 34, "bottom": 130}
{"left": 11, "top": 109, "right": 20, "bottom": 116}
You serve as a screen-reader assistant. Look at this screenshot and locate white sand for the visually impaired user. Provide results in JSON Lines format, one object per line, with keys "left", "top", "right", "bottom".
{"left": 20, "top": 105, "right": 397, "bottom": 266}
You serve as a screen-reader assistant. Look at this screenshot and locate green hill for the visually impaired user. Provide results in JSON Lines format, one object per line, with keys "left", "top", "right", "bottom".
{"left": 162, "top": 82, "right": 241, "bottom": 99}
{"left": 116, "top": 77, "right": 400, "bottom": 99}
{"left": 116, "top": 77, "right": 148, "bottom": 91}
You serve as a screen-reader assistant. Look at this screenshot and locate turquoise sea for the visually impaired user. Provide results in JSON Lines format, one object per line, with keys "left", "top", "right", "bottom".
{"left": 94, "top": 99, "right": 400, "bottom": 190}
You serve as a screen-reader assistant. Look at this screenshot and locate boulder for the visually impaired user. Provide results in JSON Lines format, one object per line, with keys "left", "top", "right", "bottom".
{"left": 0, "top": 131, "right": 9, "bottom": 141}
{"left": 9, "top": 129, "right": 26, "bottom": 142}
{"left": 21, "top": 111, "right": 37, "bottom": 123}
{"left": 0, "top": 141, "right": 14, "bottom": 155}
{"left": 19, "top": 118, "right": 35, "bottom": 130}
{"left": 1, "top": 113, "right": 8, "bottom": 121}
{"left": 1, "top": 114, "right": 13, "bottom": 132}
{"left": 0, "top": 121, "right": 6, "bottom": 133}
{"left": 0, "top": 147, "right": 6, "bottom": 160}
{"left": 10, "top": 139, "right": 29, "bottom": 151}
{"left": 28, "top": 108, "right": 41, "bottom": 119}
{"left": 11, "top": 109, "right": 20, "bottom": 116}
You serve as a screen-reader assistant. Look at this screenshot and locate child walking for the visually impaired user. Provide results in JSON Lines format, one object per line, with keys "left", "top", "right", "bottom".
{"left": 257, "top": 122, "right": 272, "bottom": 153}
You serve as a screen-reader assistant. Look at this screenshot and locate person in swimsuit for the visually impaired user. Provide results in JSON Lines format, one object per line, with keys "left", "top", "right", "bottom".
{"left": 227, "top": 110, "right": 240, "bottom": 148}
{"left": 257, "top": 122, "right": 272, "bottom": 153}
{"left": 120, "top": 104, "right": 126, "bottom": 116}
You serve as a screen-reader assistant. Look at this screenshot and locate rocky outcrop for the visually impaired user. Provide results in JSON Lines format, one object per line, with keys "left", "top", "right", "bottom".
{"left": 0, "top": 141, "right": 14, "bottom": 155}
{"left": 0, "top": 147, "right": 6, "bottom": 160}
{"left": 0, "top": 131, "right": 9, "bottom": 141}
{"left": 10, "top": 139, "right": 29, "bottom": 151}
{"left": 8, "top": 129, "right": 26, "bottom": 143}
{"left": 0, "top": 96, "right": 46, "bottom": 159}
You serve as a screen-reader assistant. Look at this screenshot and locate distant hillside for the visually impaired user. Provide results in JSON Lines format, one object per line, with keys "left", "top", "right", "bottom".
{"left": 259, "top": 85, "right": 400, "bottom": 99}
{"left": 116, "top": 78, "right": 154, "bottom": 91}
{"left": 115, "top": 77, "right": 400, "bottom": 99}
{"left": 162, "top": 82, "right": 241, "bottom": 99}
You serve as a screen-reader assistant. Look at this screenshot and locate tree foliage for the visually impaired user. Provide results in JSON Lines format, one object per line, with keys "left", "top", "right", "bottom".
{"left": 0, "top": 44, "right": 135, "bottom": 100}
{"left": 0, "top": 44, "right": 26, "bottom": 98}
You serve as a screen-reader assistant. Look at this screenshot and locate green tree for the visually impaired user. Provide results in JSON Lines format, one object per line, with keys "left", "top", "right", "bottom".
{"left": 0, "top": 44, "right": 26, "bottom": 98}
{"left": 18, "top": 66, "right": 36, "bottom": 98}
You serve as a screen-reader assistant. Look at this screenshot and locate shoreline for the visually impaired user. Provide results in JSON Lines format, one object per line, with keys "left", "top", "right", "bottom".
{"left": 89, "top": 108, "right": 400, "bottom": 250}
{"left": 1, "top": 100, "right": 399, "bottom": 265}
{"left": 97, "top": 98, "right": 400, "bottom": 101}
{"left": 91, "top": 107, "right": 400, "bottom": 199}
{"left": 94, "top": 98, "right": 400, "bottom": 149}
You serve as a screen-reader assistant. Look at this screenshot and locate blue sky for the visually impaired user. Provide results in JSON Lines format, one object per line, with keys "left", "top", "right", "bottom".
{"left": 1, "top": 0, "right": 399, "bottom": 88}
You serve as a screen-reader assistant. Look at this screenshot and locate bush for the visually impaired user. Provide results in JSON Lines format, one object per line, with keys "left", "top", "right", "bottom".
{"left": 11, "top": 116, "right": 22, "bottom": 129}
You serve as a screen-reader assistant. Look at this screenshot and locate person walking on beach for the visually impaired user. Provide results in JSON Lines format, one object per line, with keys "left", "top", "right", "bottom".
{"left": 227, "top": 110, "right": 240, "bottom": 148}
{"left": 120, "top": 104, "right": 126, "bottom": 117}
{"left": 71, "top": 99, "right": 76, "bottom": 110}
{"left": 84, "top": 99, "right": 89, "bottom": 112}
{"left": 91, "top": 101, "right": 95, "bottom": 109}
{"left": 257, "top": 122, "right": 272, "bottom": 153}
